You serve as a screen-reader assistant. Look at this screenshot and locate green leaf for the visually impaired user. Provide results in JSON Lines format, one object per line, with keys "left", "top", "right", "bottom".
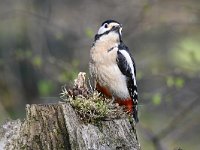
{"left": 152, "top": 93, "right": 162, "bottom": 105}
{"left": 85, "top": 28, "right": 94, "bottom": 38}
{"left": 38, "top": 80, "right": 54, "bottom": 96}
{"left": 175, "top": 77, "right": 185, "bottom": 88}
{"left": 32, "top": 56, "right": 42, "bottom": 67}
{"left": 171, "top": 35, "right": 200, "bottom": 72}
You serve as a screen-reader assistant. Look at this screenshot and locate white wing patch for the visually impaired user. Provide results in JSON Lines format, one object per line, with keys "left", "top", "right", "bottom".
{"left": 119, "top": 50, "right": 136, "bottom": 86}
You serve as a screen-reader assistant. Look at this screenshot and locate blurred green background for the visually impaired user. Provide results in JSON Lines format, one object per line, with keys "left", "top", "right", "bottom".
{"left": 0, "top": 0, "right": 200, "bottom": 149}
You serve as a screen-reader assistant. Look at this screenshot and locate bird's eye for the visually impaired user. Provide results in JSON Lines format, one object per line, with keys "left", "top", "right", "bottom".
{"left": 104, "top": 23, "right": 108, "bottom": 28}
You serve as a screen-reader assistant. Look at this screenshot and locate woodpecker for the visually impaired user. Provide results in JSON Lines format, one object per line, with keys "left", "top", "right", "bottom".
{"left": 89, "top": 20, "right": 139, "bottom": 122}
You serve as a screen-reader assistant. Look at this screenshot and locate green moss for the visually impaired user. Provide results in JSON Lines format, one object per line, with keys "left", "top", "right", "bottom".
{"left": 60, "top": 87, "right": 127, "bottom": 123}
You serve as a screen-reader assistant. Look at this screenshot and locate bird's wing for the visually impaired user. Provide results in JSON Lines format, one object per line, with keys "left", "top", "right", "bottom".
{"left": 116, "top": 43, "right": 138, "bottom": 102}
{"left": 116, "top": 43, "right": 139, "bottom": 122}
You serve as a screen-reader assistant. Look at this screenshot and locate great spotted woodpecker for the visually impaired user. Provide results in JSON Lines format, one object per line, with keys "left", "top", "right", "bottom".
{"left": 89, "top": 20, "right": 139, "bottom": 122}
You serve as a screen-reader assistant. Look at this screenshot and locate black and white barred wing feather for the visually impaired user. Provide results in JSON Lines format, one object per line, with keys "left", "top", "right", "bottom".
{"left": 116, "top": 43, "right": 139, "bottom": 122}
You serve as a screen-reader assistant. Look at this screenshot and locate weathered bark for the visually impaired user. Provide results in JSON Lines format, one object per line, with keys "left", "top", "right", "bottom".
{"left": 0, "top": 102, "right": 140, "bottom": 150}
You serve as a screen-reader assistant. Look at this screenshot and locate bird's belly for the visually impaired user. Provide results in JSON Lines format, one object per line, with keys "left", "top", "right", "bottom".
{"left": 96, "top": 64, "right": 130, "bottom": 99}
{"left": 89, "top": 47, "right": 129, "bottom": 99}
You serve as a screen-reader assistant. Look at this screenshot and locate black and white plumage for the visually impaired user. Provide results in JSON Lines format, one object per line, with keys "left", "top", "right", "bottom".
{"left": 89, "top": 20, "right": 139, "bottom": 122}
{"left": 117, "top": 43, "right": 138, "bottom": 122}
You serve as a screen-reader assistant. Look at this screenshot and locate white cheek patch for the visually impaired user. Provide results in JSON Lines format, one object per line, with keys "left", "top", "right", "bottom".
{"left": 97, "top": 22, "right": 120, "bottom": 35}
{"left": 98, "top": 26, "right": 109, "bottom": 34}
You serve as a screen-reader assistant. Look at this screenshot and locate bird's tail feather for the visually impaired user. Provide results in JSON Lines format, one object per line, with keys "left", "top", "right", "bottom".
{"left": 133, "top": 105, "right": 139, "bottom": 123}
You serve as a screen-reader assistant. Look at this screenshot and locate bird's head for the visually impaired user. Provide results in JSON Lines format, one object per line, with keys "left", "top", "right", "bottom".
{"left": 95, "top": 20, "right": 122, "bottom": 42}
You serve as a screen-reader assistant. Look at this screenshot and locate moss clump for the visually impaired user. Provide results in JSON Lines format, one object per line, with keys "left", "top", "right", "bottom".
{"left": 60, "top": 86, "right": 127, "bottom": 123}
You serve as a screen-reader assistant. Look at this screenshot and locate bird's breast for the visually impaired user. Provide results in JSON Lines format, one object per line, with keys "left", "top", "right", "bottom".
{"left": 90, "top": 47, "right": 130, "bottom": 99}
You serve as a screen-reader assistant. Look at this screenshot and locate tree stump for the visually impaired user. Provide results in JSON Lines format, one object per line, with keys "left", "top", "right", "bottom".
{"left": 0, "top": 103, "right": 140, "bottom": 150}
{"left": 0, "top": 72, "right": 140, "bottom": 149}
